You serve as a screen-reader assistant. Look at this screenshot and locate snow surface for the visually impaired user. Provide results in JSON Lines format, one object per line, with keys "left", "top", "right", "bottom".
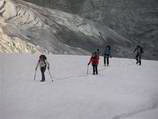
{"left": 1, "top": 54, "right": 158, "bottom": 119}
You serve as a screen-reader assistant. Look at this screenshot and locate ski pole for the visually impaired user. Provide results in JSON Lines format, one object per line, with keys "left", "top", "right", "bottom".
{"left": 87, "top": 65, "right": 89, "bottom": 75}
{"left": 48, "top": 69, "right": 54, "bottom": 82}
{"left": 34, "top": 70, "right": 37, "bottom": 80}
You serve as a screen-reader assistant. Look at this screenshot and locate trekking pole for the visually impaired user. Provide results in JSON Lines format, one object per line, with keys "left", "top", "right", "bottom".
{"left": 87, "top": 65, "right": 89, "bottom": 75}
{"left": 34, "top": 70, "right": 37, "bottom": 80}
{"left": 48, "top": 69, "right": 54, "bottom": 82}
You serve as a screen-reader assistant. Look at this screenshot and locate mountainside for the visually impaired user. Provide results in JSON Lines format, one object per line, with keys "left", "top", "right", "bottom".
{"left": 24, "top": 0, "right": 158, "bottom": 60}
{"left": 0, "top": 19, "right": 42, "bottom": 53}
{"left": 0, "top": 0, "right": 132, "bottom": 57}
{"left": 0, "top": 0, "right": 42, "bottom": 53}
{"left": 0, "top": 0, "right": 157, "bottom": 59}
{"left": 80, "top": 0, "right": 158, "bottom": 59}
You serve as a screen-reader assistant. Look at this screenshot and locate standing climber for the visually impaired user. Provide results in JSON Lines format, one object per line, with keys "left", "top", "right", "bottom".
{"left": 35, "top": 54, "right": 50, "bottom": 82}
{"left": 134, "top": 45, "right": 144, "bottom": 65}
{"left": 88, "top": 52, "right": 99, "bottom": 75}
{"left": 104, "top": 45, "right": 112, "bottom": 66}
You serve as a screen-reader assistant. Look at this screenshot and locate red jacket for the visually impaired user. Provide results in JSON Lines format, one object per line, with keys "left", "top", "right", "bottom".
{"left": 88, "top": 55, "right": 99, "bottom": 65}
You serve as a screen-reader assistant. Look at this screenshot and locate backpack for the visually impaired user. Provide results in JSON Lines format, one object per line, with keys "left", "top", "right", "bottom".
{"left": 105, "top": 46, "right": 111, "bottom": 55}
{"left": 141, "top": 47, "right": 144, "bottom": 54}
{"left": 39, "top": 55, "right": 47, "bottom": 60}
{"left": 91, "top": 55, "right": 99, "bottom": 65}
{"left": 137, "top": 47, "right": 144, "bottom": 54}
{"left": 39, "top": 55, "right": 47, "bottom": 67}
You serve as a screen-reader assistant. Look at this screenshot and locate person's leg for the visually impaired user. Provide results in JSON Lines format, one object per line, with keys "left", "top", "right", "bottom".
{"left": 136, "top": 54, "right": 139, "bottom": 64}
{"left": 104, "top": 56, "right": 106, "bottom": 66}
{"left": 107, "top": 55, "right": 109, "bottom": 66}
{"left": 40, "top": 67, "right": 46, "bottom": 81}
{"left": 92, "top": 65, "right": 95, "bottom": 75}
{"left": 95, "top": 65, "right": 98, "bottom": 75}
{"left": 139, "top": 54, "right": 141, "bottom": 65}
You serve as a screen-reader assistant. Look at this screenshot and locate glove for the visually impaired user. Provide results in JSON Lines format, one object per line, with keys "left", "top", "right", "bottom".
{"left": 47, "top": 66, "right": 50, "bottom": 70}
{"left": 35, "top": 67, "right": 37, "bottom": 71}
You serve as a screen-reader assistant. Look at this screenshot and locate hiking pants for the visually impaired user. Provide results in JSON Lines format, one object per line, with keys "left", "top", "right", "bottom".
{"left": 104, "top": 55, "right": 110, "bottom": 66}
{"left": 40, "top": 66, "right": 46, "bottom": 81}
{"left": 136, "top": 54, "right": 142, "bottom": 65}
{"left": 92, "top": 64, "right": 98, "bottom": 75}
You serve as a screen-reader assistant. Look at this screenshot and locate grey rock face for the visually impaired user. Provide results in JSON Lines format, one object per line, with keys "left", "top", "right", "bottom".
{"left": 0, "top": 0, "right": 42, "bottom": 53}
{"left": 1, "top": 0, "right": 132, "bottom": 57}
{"left": 80, "top": 0, "right": 158, "bottom": 60}
{"left": 24, "top": 0, "right": 158, "bottom": 60}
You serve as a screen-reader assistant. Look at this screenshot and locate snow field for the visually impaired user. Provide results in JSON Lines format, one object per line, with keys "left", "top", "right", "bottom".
{"left": 1, "top": 54, "right": 158, "bottom": 119}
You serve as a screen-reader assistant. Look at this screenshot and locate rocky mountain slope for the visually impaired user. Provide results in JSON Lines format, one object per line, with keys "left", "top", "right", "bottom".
{"left": 0, "top": 0, "right": 42, "bottom": 53}
{"left": 24, "top": 0, "right": 158, "bottom": 60}
{"left": 0, "top": 0, "right": 132, "bottom": 57}
{"left": 0, "top": 0, "right": 157, "bottom": 59}
{"left": 80, "top": 0, "right": 158, "bottom": 59}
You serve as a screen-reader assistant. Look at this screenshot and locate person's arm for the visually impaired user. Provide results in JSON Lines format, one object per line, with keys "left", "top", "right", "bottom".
{"left": 46, "top": 60, "right": 50, "bottom": 69}
{"left": 141, "top": 48, "right": 144, "bottom": 54}
{"left": 104, "top": 49, "right": 106, "bottom": 56}
{"left": 133, "top": 47, "right": 137, "bottom": 53}
{"left": 110, "top": 49, "right": 112, "bottom": 57}
{"left": 88, "top": 57, "right": 92, "bottom": 65}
